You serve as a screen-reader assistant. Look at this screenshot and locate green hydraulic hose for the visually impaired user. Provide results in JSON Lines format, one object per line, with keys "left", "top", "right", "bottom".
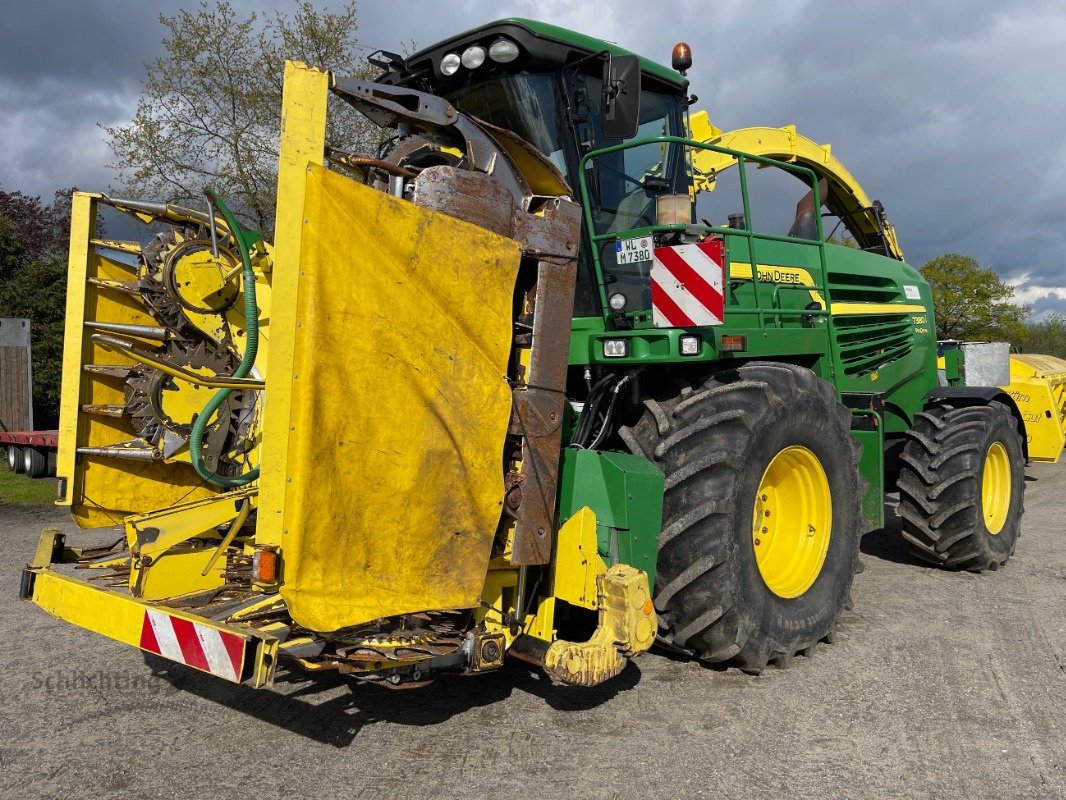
{"left": 188, "top": 188, "right": 262, "bottom": 486}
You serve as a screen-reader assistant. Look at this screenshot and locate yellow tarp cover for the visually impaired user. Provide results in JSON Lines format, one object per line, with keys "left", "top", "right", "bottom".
{"left": 276, "top": 164, "right": 520, "bottom": 632}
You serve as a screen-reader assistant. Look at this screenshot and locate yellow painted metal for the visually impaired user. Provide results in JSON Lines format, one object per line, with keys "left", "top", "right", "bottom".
{"left": 476, "top": 566, "right": 520, "bottom": 643}
{"left": 524, "top": 595, "right": 557, "bottom": 642}
{"left": 1003, "top": 354, "right": 1066, "bottom": 463}
{"left": 752, "top": 445, "right": 833, "bottom": 599}
{"left": 543, "top": 564, "right": 656, "bottom": 687}
{"left": 202, "top": 499, "right": 251, "bottom": 576}
{"left": 518, "top": 507, "right": 656, "bottom": 686}
{"left": 56, "top": 192, "right": 96, "bottom": 510}
{"left": 262, "top": 161, "right": 521, "bottom": 632}
{"left": 124, "top": 489, "right": 254, "bottom": 599}
{"left": 30, "top": 528, "right": 62, "bottom": 569}
{"left": 258, "top": 61, "right": 331, "bottom": 549}
{"left": 982, "top": 441, "right": 1012, "bottom": 534}
{"left": 552, "top": 506, "right": 606, "bottom": 610}
{"left": 59, "top": 193, "right": 221, "bottom": 526}
{"left": 830, "top": 302, "right": 926, "bottom": 316}
{"left": 134, "top": 548, "right": 227, "bottom": 600}
{"left": 689, "top": 112, "right": 903, "bottom": 260}
{"left": 125, "top": 488, "right": 255, "bottom": 559}
{"left": 29, "top": 566, "right": 279, "bottom": 687}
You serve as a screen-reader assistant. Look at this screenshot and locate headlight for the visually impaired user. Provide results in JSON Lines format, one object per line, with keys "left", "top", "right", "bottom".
{"left": 489, "top": 38, "right": 520, "bottom": 63}
{"left": 602, "top": 339, "right": 629, "bottom": 358}
{"left": 609, "top": 292, "right": 627, "bottom": 312}
{"left": 679, "top": 335, "right": 701, "bottom": 356}
{"left": 461, "top": 45, "right": 486, "bottom": 69}
{"left": 440, "top": 53, "right": 461, "bottom": 76}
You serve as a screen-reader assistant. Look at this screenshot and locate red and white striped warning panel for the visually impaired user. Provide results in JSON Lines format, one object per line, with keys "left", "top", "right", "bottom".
{"left": 139, "top": 608, "right": 246, "bottom": 682}
{"left": 651, "top": 239, "right": 725, "bottom": 328}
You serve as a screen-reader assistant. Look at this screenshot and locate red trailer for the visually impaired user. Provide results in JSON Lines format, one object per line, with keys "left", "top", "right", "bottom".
{"left": 1, "top": 429, "right": 58, "bottom": 478}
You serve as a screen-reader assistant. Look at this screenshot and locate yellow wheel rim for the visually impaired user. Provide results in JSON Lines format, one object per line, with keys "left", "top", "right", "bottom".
{"left": 981, "top": 441, "right": 1011, "bottom": 535}
{"left": 752, "top": 446, "right": 833, "bottom": 599}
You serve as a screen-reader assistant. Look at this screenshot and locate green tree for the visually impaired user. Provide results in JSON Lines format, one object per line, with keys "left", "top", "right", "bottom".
{"left": 105, "top": 0, "right": 377, "bottom": 234}
{"left": 1020, "top": 313, "right": 1066, "bottom": 359}
{"left": 0, "top": 189, "right": 77, "bottom": 427}
{"left": 920, "top": 253, "right": 1029, "bottom": 343}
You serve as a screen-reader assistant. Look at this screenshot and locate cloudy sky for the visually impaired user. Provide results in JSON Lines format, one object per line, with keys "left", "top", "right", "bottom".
{"left": 1, "top": 1, "right": 1063, "bottom": 315}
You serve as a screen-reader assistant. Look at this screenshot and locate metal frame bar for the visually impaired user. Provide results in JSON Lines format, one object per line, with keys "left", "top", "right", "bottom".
{"left": 576, "top": 135, "right": 843, "bottom": 378}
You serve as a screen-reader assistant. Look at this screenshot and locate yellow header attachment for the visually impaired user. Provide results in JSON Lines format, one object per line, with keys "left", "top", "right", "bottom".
{"left": 1005, "top": 354, "right": 1066, "bottom": 463}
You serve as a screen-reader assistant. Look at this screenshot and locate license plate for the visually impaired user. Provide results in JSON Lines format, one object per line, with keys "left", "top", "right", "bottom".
{"left": 616, "top": 236, "right": 653, "bottom": 265}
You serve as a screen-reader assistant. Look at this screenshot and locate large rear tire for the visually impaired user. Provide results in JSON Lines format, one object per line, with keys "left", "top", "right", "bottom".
{"left": 897, "top": 402, "right": 1024, "bottom": 571}
{"left": 619, "top": 362, "right": 864, "bottom": 673}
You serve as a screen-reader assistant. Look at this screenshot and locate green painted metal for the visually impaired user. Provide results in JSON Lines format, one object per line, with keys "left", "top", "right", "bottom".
{"left": 851, "top": 419, "right": 886, "bottom": 532}
{"left": 557, "top": 448, "right": 665, "bottom": 591}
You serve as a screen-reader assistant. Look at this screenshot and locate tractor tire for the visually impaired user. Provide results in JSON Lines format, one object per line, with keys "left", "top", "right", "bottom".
{"left": 619, "top": 362, "right": 864, "bottom": 673}
{"left": 897, "top": 402, "right": 1024, "bottom": 571}
{"left": 24, "top": 446, "right": 47, "bottom": 478}
{"left": 7, "top": 445, "right": 25, "bottom": 474}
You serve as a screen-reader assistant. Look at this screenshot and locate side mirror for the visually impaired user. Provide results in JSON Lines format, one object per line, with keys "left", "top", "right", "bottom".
{"left": 602, "top": 54, "right": 641, "bottom": 140}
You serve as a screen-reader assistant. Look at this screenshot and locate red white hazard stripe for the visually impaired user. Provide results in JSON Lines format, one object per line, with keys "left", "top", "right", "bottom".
{"left": 651, "top": 239, "right": 725, "bottom": 328}
{"left": 139, "top": 608, "right": 245, "bottom": 682}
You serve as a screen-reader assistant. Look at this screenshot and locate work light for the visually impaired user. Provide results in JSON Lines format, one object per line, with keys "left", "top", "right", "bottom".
{"left": 440, "top": 53, "right": 461, "bottom": 75}
{"left": 461, "top": 46, "right": 486, "bottom": 69}
{"left": 489, "top": 38, "right": 520, "bottom": 63}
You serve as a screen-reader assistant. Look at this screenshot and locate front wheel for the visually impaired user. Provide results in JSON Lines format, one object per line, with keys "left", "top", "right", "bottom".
{"left": 897, "top": 401, "right": 1025, "bottom": 571}
{"left": 620, "top": 362, "right": 864, "bottom": 673}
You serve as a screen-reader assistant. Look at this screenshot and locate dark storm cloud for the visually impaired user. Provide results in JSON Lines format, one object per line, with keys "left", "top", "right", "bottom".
{"left": 1, "top": 0, "right": 1062, "bottom": 311}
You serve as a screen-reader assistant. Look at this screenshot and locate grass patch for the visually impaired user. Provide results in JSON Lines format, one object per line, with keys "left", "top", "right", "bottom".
{"left": 0, "top": 466, "right": 57, "bottom": 505}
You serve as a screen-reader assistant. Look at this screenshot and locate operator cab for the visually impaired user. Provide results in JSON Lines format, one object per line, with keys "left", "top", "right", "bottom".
{"left": 376, "top": 18, "right": 691, "bottom": 316}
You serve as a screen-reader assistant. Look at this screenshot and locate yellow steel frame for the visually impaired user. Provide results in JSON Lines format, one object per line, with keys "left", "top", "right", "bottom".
{"left": 257, "top": 61, "right": 330, "bottom": 548}
{"left": 26, "top": 533, "right": 279, "bottom": 688}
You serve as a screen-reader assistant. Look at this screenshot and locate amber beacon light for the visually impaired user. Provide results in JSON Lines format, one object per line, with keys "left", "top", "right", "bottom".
{"left": 672, "top": 42, "right": 692, "bottom": 74}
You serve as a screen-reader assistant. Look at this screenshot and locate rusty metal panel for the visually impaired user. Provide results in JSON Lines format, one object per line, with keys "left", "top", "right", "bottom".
{"left": 509, "top": 201, "right": 582, "bottom": 565}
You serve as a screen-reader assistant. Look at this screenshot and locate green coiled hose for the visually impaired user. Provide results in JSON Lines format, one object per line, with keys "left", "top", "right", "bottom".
{"left": 188, "top": 188, "right": 261, "bottom": 486}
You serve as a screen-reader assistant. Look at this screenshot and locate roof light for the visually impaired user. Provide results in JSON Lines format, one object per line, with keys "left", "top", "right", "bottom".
{"left": 461, "top": 45, "right": 486, "bottom": 69}
{"left": 656, "top": 194, "right": 690, "bottom": 225}
{"left": 489, "top": 37, "right": 520, "bottom": 63}
{"left": 672, "top": 42, "right": 692, "bottom": 75}
{"left": 440, "top": 52, "right": 461, "bottom": 76}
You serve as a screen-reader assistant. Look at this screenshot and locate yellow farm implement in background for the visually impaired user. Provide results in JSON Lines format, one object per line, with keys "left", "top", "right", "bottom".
{"left": 1004, "top": 354, "right": 1066, "bottom": 463}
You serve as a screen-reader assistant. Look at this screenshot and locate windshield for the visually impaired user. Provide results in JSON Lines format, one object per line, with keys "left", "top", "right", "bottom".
{"left": 445, "top": 70, "right": 686, "bottom": 315}
{"left": 580, "top": 83, "right": 686, "bottom": 312}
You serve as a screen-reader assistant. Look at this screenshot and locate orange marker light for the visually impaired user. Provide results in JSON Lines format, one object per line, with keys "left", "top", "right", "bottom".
{"left": 721, "top": 335, "right": 747, "bottom": 352}
{"left": 253, "top": 548, "right": 279, "bottom": 583}
{"left": 672, "top": 42, "right": 692, "bottom": 75}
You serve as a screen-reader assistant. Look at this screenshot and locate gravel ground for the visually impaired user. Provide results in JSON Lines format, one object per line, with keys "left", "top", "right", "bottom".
{"left": 0, "top": 465, "right": 1063, "bottom": 800}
